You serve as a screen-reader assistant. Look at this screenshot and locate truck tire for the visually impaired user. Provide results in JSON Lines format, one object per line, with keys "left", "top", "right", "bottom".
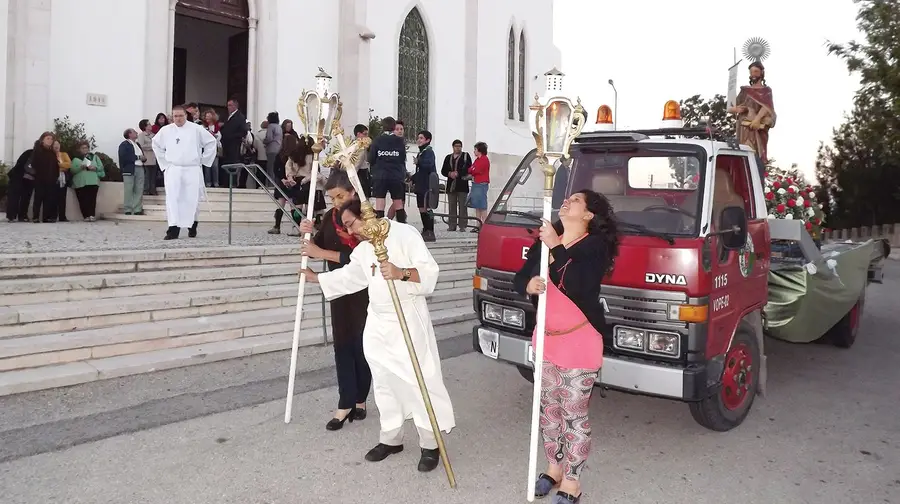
{"left": 825, "top": 289, "right": 865, "bottom": 348}
{"left": 517, "top": 366, "right": 535, "bottom": 383}
{"left": 689, "top": 329, "right": 760, "bottom": 432}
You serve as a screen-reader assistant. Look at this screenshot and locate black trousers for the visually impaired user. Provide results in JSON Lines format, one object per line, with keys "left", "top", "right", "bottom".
{"left": 75, "top": 185, "right": 99, "bottom": 219}
{"left": 331, "top": 290, "right": 371, "bottom": 409}
{"left": 6, "top": 177, "right": 28, "bottom": 221}
{"left": 32, "top": 182, "right": 58, "bottom": 222}
{"left": 57, "top": 186, "right": 69, "bottom": 220}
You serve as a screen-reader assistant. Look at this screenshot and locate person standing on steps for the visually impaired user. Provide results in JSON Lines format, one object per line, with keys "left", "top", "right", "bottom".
{"left": 412, "top": 130, "right": 437, "bottom": 242}
{"left": 353, "top": 124, "right": 372, "bottom": 200}
{"left": 368, "top": 116, "right": 408, "bottom": 223}
{"left": 297, "top": 170, "right": 372, "bottom": 432}
{"left": 468, "top": 141, "right": 491, "bottom": 232}
{"left": 152, "top": 105, "right": 217, "bottom": 240}
{"left": 440, "top": 139, "right": 472, "bottom": 232}
{"left": 301, "top": 198, "right": 456, "bottom": 474}
{"left": 513, "top": 190, "right": 620, "bottom": 504}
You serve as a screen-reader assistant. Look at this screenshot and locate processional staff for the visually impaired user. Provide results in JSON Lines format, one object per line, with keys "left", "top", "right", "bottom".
{"left": 284, "top": 69, "right": 341, "bottom": 424}
{"left": 524, "top": 68, "right": 586, "bottom": 502}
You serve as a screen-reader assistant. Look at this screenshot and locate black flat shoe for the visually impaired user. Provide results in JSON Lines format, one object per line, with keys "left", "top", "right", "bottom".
{"left": 553, "top": 491, "right": 581, "bottom": 503}
{"left": 364, "top": 443, "right": 403, "bottom": 462}
{"left": 188, "top": 221, "right": 198, "bottom": 238}
{"left": 352, "top": 407, "right": 367, "bottom": 420}
{"left": 417, "top": 448, "right": 440, "bottom": 472}
{"left": 535, "top": 473, "right": 559, "bottom": 498}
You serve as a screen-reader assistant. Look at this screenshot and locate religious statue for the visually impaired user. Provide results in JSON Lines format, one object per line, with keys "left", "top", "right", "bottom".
{"left": 728, "top": 61, "right": 776, "bottom": 165}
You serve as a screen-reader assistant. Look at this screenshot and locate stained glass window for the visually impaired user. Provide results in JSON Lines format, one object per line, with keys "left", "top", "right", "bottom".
{"left": 508, "top": 28, "right": 516, "bottom": 120}
{"left": 398, "top": 8, "right": 429, "bottom": 143}
{"left": 518, "top": 31, "right": 527, "bottom": 121}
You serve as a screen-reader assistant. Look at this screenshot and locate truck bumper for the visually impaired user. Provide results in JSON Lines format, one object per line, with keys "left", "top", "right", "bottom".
{"left": 473, "top": 325, "right": 713, "bottom": 401}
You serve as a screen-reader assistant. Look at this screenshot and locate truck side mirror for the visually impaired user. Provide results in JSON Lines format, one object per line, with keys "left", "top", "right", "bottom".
{"left": 719, "top": 206, "right": 748, "bottom": 250}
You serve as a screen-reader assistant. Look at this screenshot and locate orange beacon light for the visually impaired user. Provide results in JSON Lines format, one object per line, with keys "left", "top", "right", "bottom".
{"left": 594, "top": 105, "right": 614, "bottom": 131}
{"left": 661, "top": 100, "right": 684, "bottom": 128}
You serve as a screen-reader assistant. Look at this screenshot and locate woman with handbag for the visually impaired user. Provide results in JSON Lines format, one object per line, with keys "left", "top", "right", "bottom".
{"left": 513, "top": 189, "right": 620, "bottom": 504}
{"left": 53, "top": 140, "right": 72, "bottom": 222}
{"left": 5, "top": 148, "right": 34, "bottom": 222}
{"left": 30, "top": 132, "right": 61, "bottom": 223}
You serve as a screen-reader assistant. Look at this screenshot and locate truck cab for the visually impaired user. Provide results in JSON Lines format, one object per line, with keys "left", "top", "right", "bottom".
{"left": 472, "top": 125, "right": 772, "bottom": 431}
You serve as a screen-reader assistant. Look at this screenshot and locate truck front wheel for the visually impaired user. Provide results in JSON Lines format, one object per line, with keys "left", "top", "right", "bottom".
{"left": 689, "top": 330, "right": 760, "bottom": 432}
{"left": 824, "top": 289, "right": 865, "bottom": 349}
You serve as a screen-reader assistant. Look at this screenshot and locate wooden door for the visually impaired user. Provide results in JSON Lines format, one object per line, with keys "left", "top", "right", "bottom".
{"left": 227, "top": 31, "right": 249, "bottom": 113}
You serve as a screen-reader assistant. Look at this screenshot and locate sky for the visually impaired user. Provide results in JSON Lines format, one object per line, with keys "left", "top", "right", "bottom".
{"left": 552, "top": 0, "right": 864, "bottom": 181}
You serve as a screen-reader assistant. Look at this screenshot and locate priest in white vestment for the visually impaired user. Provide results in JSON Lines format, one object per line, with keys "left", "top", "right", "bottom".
{"left": 151, "top": 105, "right": 217, "bottom": 240}
{"left": 304, "top": 198, "right": 455, "bottom": 473}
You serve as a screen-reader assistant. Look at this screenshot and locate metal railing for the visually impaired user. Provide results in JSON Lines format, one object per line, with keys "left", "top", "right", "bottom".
{"left": 220, "top": 162, "right": 329, "bottom": 346}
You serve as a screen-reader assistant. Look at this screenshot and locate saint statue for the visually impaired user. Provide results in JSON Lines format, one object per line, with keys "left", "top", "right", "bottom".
{"left": 728, "top": 61, "right": 776, "bottom": 165}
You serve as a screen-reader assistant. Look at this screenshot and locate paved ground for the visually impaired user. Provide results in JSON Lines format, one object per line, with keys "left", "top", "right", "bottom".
{"left": 0, "top": 263, "right": 897, "bottom": 504}
{"left": 0, "top": 214, "right": 477, "bottom": 254}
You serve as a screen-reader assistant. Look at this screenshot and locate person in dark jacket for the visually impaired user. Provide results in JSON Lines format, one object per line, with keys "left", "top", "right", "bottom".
{"left": 412, "top": 130, "right": 437, "bottom": 242}
{"left": 118, "top": 128, "right": 145, "bottom": 215}
{"left": 5, "top": 148, "right": 33, "bottom": 222}
{"left": 297, "top": 170, "right": 372, "bottom": 431}
{"left": 219, "top": 98, "right": 248, "bottom": 170}
{"left": 440, "top": 139, "right": 472, "bottom": 232}
{"left": 30, "top": 132, "right": 61, "bottom": 223}
{"left": 368, "top": 116, "right": 408, "bottom": 222}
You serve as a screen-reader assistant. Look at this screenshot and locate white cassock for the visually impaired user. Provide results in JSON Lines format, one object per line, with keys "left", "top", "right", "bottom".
{"left": 318, "top": 221, "right": 456, "bottom": 438}
{"left": 151, "top": 122, "right": 217, "bottom": 227}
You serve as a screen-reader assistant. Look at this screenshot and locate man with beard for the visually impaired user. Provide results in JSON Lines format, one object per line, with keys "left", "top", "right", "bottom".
{"left": 728, "top": 61, "right": 776, "bottom": 171}
{"left": 301, "top": 198, "right": 456, "bottom": 473}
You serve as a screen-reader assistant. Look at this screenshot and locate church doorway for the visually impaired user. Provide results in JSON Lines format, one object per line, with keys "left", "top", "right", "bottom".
{"left": 171, "top": 0, "right": 250, "bottom": 117}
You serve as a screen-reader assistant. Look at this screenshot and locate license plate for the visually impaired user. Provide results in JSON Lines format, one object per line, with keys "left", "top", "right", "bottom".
{"left": 478, "top": 329, "right": 499, "bottom": 359}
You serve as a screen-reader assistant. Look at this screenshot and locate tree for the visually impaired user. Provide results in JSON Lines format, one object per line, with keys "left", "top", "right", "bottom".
{"left": 669, "top": 94, "right": 737, "bottom": 187}
{"left": 815, "top": 0, "right": 900, "bottom": 228}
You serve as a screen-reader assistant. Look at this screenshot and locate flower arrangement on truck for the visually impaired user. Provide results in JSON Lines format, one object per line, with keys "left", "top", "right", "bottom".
{"left": 471, "top": 72, "right": 887, "bottom": 432}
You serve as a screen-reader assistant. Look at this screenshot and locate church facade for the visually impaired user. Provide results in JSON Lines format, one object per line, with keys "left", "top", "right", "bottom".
{"left": 1, "top": 0, "right": 559, "bottom": 190}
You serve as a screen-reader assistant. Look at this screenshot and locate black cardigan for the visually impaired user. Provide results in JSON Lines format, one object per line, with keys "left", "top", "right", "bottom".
{"left": 513, "top": 234, "right": 610, "bottom": 335}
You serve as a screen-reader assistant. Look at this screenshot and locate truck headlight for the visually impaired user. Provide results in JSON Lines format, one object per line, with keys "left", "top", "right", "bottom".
{"left": 481, "top": 302, "right": 524, "bottom": 329}
{"left": 502, "top": 307, "right": 525, "bottom": 328}
{"left": 648, "top": 331, "right": 680, "bottom": 356}
{"left": 615, "top": 327, "right": 645, "bottom": 351}
{"left": 483, "top": 302, "right": 503, "bottom": 322}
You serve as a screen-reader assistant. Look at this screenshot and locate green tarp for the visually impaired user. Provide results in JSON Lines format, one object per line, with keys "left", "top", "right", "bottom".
{"left": 764, "top": 240, "right": 873, "bottom": 343}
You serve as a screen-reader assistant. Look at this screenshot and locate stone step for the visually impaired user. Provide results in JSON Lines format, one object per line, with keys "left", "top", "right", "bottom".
{"left": 0, "top": 286, "right": 474, "bottom": 369}
{"left": 105, "top": 211, "right": 291, "bottom": 224}
{"left": 154, "top": 187, "right": 275, "bottom": 201}
{"left": 0, "top": 305, "right": 477, "bottom": 396}
{"left": 0, "top": 252, "right": 477, "bottom": 305}
{"left": 0, "top": 240, "right": 478, "bottom": 279}
{"left": 0, "top": 270, "right": 475, "bottom": 338}
{"left": 133, "top": 201, "right": 281, "bottom": 213}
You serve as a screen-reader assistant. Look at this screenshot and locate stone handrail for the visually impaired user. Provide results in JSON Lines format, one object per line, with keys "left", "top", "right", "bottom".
{"left": 823, "top": 223, "right": 900, "bottom": 247}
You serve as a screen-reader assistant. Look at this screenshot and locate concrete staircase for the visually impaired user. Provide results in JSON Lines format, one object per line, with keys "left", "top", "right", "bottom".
{"left": 104, "top": 187, "right": 278, "bottom": 224}
{"left": 0, "top": 239, "right": 478, "bottom": 396}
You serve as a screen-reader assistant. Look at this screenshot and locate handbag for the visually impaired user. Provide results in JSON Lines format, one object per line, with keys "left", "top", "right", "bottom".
{"left": 23, "top": 156, "right": 35, "bottom": 180}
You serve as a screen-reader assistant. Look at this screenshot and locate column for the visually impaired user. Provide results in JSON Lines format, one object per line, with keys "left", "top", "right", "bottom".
{"left": 462, "top": 0, "right": 479, "bottom": 149}
{"left": 144, "top": 0, "right": 170, "bottom": 116}
{"left": 254, "top": 0, "right": 277, "bottom": 124}
{"left": 246, "top": 17, "right": 258, "bottom": 122}
{"left": 0, "top": 0, "right": 10, "bottom": 161}
{"left": 337, "top": 0, "right": 362, "bottom": 124}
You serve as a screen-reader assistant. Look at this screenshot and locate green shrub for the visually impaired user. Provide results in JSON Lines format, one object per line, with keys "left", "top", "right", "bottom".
{"left": 53, "top": 116, "right": 96, "bottom": 156}
{"left": 96, "top": 152, "right": 122, "bottom": 182}
{"left": 368, "top": 109, "right": 384, "bottom": 137}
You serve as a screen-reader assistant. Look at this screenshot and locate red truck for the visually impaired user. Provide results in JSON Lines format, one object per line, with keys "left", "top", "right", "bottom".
{"left": 472, "top": 119, "right": 871, "bottom": 431}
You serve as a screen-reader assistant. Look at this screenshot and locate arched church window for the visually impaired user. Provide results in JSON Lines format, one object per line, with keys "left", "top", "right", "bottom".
{"left": 507, "top": 27, "right": 516, "bottom": 120}
{"left": 518, "top": 31, "right": 527, "bottom": 121}
{"left": 398, "top": 7, "right": 429, "bottom": 143}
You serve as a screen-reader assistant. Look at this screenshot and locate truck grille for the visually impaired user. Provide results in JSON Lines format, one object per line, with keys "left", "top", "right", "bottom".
{"left": 477, "top": 268, "right": 689, "bottom": 333}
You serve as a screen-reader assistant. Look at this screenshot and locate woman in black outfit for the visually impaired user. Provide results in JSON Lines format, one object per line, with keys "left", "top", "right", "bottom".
{"left": 298, "top": 169, "right": 372, "bottom": 431}
{"left": 5, "top": 148, "right": 33, "bottom": 222}
{"left": 30, "top": 132, "right": 61, "bottom": 223}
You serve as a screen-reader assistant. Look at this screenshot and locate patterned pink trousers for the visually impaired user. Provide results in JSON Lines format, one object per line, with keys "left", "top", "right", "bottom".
{"left": 539, "top": 361, "right": 599, "bottom": 480}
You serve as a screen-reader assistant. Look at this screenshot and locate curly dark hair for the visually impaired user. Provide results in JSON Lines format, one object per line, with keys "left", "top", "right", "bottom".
{"left": 550, "top": 188, "right": 620, "bottom": 275}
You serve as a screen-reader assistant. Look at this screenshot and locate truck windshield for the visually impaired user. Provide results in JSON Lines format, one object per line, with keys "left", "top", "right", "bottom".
{"left": 486, "top": 145, "right": 706, "bottom": 237}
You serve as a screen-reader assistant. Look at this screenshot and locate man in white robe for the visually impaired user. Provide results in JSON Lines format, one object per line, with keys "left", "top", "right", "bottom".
{"left": 304, "top": 199, "right": 455, "bottom": 473}
{"left": 151, "top": 105, "right": 217, "bottom": 240}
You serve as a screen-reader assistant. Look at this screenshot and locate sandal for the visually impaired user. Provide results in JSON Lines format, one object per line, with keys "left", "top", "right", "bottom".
{"left": 534, "top": 473, "right": 559, "bottom": 498}
{"left": 553, "top": 491, "right": 581, "bottom": 503}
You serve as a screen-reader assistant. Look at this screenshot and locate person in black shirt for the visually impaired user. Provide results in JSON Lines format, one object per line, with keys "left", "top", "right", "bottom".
{"left": 440, "top": 139, "right": 472, "bottom": 231}
{"left": 412, "top": 130, "right": 437, "bottom": 242}
{"left": 513, "top": 189, "right": 620, "bottom": 503}
{"left": 368, "top": 116, "right": 408, "bottom": 222}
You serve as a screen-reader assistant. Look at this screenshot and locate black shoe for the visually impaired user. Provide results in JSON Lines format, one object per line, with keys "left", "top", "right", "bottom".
{"left": 326, "top": 411, "right": 354, "bottom": 431}
{"left": 134, "top": 211, "right": 145, "bottom": 216}
{"left": 58, "top": 218, "right": 68, "bottom": 222}
{"left": 554, "top": 491, "right": 581, "bottom": 503}
{"left": 534, "top": 473, "right": 559, "bottom": 498}
{"left": 164, "top": 226, "right": 179, "bottom": 240}
{"left": 422, "top": 230, "right": 436, "bottom": 242}
{"left": 417, "top": 448, "right": 440, "bottom": 472}
{"left": 352, "top": 407, "right": 367, "bottom": 420}
{"left": 188, "top": 221, "right": 198, "bottom": 238}
{"left": 364, "top": 443, "right": 403, "bottom": 462}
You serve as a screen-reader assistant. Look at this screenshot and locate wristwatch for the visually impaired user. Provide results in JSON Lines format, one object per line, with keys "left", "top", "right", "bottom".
{"left": 400, "top": 268, "right": 411, "bottom": 282}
